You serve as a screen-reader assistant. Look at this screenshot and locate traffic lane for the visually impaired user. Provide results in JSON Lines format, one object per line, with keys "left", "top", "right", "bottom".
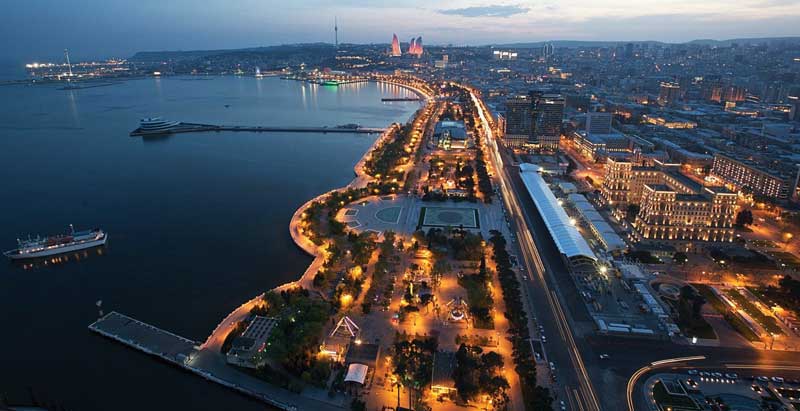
{"left": 587, "top": 334, "right": 800, "bottom": 410}
{"left": 503, "top": 184, "right": 584, "bottom": 397}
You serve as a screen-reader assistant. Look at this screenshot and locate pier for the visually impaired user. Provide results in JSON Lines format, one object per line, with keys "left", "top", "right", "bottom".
{"left": 380, "top": 97, "right": 421, "bottom": 102}
{"left": 89, "top": 311, "right": 198, "bottom": 363}
{"left": 89, "top": 311, "right": 344, "bottom": 411}
{"left": 130, "top": 122, "right": 385, "bottom": 137}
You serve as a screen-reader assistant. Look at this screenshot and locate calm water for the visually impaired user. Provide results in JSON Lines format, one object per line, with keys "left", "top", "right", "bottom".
{"left": 0, "top": 76, "right": 418, "bottom": 410}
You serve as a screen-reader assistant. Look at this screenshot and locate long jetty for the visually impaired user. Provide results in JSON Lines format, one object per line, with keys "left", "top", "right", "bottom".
{"left": 130, "top": 122, "right": 385, "bottom": 137}
{"left": 88, "top": 311, "right": 326, "bottom": 411}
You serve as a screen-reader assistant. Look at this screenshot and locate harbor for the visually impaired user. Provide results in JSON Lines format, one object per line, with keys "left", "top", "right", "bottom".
{"left": 89, "top": 311, "right": 346, "bottom": 411}
{"left": 130, "top": 122, "right": 386, "bottom": 137}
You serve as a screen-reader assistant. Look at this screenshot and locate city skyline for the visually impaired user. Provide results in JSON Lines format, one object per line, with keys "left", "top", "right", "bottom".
{"left": 2, "top": 0, "right": 800, "bottom": 62}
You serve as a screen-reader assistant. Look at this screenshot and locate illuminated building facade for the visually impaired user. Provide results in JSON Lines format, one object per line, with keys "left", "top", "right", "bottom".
{"left": 601, "top": 158, "right": 737, "bottom": 247}
{"left": 531, "top": 93, "right": 565, "bottom": 152}
{"left": 633, "top": 185, "right": 737, "bottom": 244}
{"left": 492, "top": 50, "right": 518, "bottom": 60}
{"left": 391, "top": 34, "right": 401, "bottom": 57}
{"left": 408, "top": 36, "right": 423, "bottom": 57}
{"left": 711, "top": 154, "right": 795, "bottom": 201}
{"left": 503, "top": 95, "right": 532, "bottom": 148}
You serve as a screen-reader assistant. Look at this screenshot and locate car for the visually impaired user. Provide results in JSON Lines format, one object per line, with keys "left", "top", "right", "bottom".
{"left": 712, "top": 372, "right": 723, "bottom": 378}
{"left": 686, "top": 379, "right": 698, "bottom": 388}
{"left": 756, "top": 376, "right": 769, "bottom": 382}
{"left": 699, "top": 371, "right": 711, "bottom": 377}
{"left": 687, "top": 370, "right": 699, "bottom": 376}
{"left": 560, "top": 400, "right": 567, "bottom": 410}
{"left": 772, "top": 377, "right": 785, "bottom": 384}
{"left": 752, "top": 384, "right": 763, "bottom": 393}
{"left": 534, "top": 352, "right": 542, "bottom": 361}
{"left": 599, "top": 354, "right": 610, "bottom": 360}
{"left": 724, "top": 373, "right": 738, "bottom": 380}
{"left": 541, "top": 336, "right": 547, "bottom": 343}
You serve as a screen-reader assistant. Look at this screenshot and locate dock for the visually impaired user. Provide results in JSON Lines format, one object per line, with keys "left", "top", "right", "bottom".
{"left": 130, "top": 122, "right": 385, "bottom": 137}
{"left": 89, "top": 311, "right": 198, "bottom": 363}
{"left": 381, "top": 97, "right": 421, "bottom": 102}
{"left": 89, "top": 311, "right": 344, "bottom": 411}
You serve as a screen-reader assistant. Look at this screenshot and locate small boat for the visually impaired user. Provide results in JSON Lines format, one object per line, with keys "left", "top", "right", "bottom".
{"left": 4, "top": 225, "right": 108, "bottom": 260}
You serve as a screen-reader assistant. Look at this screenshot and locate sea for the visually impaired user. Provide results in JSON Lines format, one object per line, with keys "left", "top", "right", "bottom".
{"left": 0, "top": 72, "right": 419, "bottom": 410}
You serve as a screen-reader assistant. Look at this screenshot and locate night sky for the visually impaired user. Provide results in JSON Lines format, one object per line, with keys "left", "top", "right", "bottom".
{"left": 2, "top": 0, "right": 799, "bottom": 62}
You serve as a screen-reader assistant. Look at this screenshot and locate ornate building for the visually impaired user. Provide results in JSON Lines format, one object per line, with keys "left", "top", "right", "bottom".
{"left": 601, "top": 158, "right": 737, "bottom": 250}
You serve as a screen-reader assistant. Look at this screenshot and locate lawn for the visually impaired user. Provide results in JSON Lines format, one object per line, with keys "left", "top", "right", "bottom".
{"left": 694, "top": 284, "right": 760, "bottom": 342}
{"left": 726, "top": 289, "right": 784, "bottom": 335}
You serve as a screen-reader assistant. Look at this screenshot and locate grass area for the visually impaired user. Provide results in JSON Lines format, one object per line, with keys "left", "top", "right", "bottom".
{"left": 680, "top": 318, "right": 717, "bottom": 339}
{"left": 726, "top": 289, "right": 784, "bottom": 335}
{"left": 694, "top": 284, "right": 728, "bottom": 313}
{"left": 458, "top": 274, "right": 494, "bottom": 329}
{"left": 750, "top": 286, "right": 800, "bottom": 318}
{"left": 663, "top": 295, "right": 717, "bottom": 339}
{"left": 652, "top": 381, "right": 699, "bottom": 411}
{"left": 724, "top": 312, "right": 761, "bottom": 342}
{"left": 694, "top": 284, "right": 760, "bottom": 342}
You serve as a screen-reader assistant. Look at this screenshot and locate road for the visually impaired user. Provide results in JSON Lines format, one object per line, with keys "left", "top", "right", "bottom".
{"left": 468, "top": 89, "right": 602, "bottom": 411}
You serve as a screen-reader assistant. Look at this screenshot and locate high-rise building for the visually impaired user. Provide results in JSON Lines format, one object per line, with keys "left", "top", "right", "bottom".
{"left": 503, "top": 95, "right": 532, "bottom": 148}
{"left": 531, "top": 92, "right": 565, "bottom": 151}
{"left": 585, "top": 112, "right": 613, "bottom": 135}
{"left": 542, "top": 43, "right": 554, "bottom": 59}
{"left": 406, "top": 36, "right": 423, "bottom": 57}
{"left": 658, "top": 82, "right": 681, "bottom": 105}
{"left": 391, "top": 34, "right": 401, "bottom": 57}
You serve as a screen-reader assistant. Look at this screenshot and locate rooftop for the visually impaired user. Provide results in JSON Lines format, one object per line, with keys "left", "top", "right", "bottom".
{"left": 519, "top": 163, "right": 596, "bottom": 262}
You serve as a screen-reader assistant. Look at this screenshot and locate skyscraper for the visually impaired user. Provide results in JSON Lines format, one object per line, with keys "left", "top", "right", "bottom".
{"left": 391, "top": 34, "right": 401, "bottom": 56}
{"left": 503, "top": 95, "right": 532, "bottom": 148}
{"left": 530, "top": 92, "right": 565, "bottom": 151}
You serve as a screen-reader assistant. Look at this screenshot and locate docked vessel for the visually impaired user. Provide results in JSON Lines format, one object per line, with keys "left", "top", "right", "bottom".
{"left": 4, "top": 225, "right": 108, "bottom": 260}
{"left": 138, "top": 117, "right": 181, "bottom": 134}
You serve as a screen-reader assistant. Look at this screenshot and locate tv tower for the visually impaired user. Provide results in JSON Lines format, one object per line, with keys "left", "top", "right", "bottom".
{"left": 334, "top": 17, "right": 338, "bottom": 49}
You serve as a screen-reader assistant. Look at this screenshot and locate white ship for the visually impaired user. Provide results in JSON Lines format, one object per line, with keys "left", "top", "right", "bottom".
{"left": 138, "top": 117, "right": 181, "bottom": 133}
{"left": 4, "top": 225, "right": 108, "bottom": 260}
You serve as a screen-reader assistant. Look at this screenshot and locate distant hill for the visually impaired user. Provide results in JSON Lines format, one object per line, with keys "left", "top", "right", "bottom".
{"left": 492, "top": 36, "right": 800, "bottom": 49}
{"left": 129, "top": 43, "right": 334, "bottom": 62}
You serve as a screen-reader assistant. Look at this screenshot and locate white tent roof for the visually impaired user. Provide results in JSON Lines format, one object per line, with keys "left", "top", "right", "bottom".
{"left": 519, "top": 164, "right": 596, "bottom": 261}
{"left": 344, "top": 363, "right": 368, "bottom": 385}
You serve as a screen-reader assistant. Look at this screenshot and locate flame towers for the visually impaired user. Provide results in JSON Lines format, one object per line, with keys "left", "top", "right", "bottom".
{"left": 391, "top": 34, "right": 402, "bottom": 56}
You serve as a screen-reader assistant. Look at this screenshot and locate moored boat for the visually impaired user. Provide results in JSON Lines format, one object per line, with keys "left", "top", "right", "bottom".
{"left": 4, "top": 225, "right": 108, "bottom": 260}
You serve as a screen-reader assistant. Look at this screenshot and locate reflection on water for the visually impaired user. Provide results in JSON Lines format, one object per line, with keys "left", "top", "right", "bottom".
{"left": 13, "top": 245, "right": 107, "bottom": 270}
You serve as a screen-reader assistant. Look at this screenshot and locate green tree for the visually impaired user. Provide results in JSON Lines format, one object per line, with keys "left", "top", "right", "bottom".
{"left": 735, "top": 209, "right": 754, "bottom": 227}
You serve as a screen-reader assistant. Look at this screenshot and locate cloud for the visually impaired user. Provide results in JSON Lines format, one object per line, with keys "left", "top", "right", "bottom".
{"left": 438, "top": 4, "right": 529, "bottom": 18}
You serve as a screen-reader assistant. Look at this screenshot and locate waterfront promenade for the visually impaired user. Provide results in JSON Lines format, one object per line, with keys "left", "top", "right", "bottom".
{"left": 89, "top": 77, "right": 433, "bottom": 410}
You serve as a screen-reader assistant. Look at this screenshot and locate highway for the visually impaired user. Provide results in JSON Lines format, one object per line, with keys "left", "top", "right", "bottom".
{"left": 468, "top": 88, "right": 602, "bottom": 411}
{"left": 465, "top": 86, "right": 800, "bottom": 411}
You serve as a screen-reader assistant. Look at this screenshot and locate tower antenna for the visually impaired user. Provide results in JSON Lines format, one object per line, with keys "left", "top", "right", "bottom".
{"left": 334, "top": 17, "right": 339, "bottom": 49}
{"left": 64, "top": 49, "right": 74, "bottom": 79}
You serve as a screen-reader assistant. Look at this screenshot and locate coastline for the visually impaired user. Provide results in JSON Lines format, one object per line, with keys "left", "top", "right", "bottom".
{"left": 84, "top": 78, "right": 433, "bottom": 411}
